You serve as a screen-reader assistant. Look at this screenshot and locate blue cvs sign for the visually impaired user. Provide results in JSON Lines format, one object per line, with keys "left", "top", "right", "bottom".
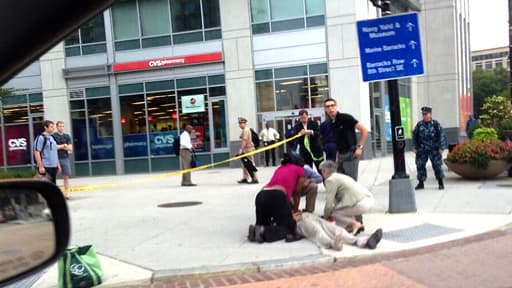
{"left": 357, "top": 12, "right": 424, "bottom": 82}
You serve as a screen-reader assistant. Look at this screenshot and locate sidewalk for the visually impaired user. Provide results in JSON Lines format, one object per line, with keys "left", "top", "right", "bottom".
{"left": 33, "top": 152, "right": 512, "bottom": 287}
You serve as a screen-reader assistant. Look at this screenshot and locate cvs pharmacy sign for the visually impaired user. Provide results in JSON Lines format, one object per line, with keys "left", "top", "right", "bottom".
{"left": 8, "top": 138, "right": 27, "bottom": 151}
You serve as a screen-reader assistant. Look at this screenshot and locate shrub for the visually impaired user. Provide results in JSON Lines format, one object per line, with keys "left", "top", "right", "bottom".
{"left": 0, "top": 169, "right": 34, "bottom": 179}
{"left": 472, "top": 127, "right": 498, "bottom": 142}
{"left": 446, "top": 139, "right": 512, "bottom": 170}
{"left": 468, "top": 121, "right": 482, "bottom": 139}
{"left": 479, "top": 96, "right": 512, "bottom": 129}
{"left": 498, "top": 118, "right": 512, "bottom": 140}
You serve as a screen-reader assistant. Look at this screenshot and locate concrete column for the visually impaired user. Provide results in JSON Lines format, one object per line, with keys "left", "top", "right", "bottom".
{"left": 219, "top": 0, "right": 256, "bottom": 161}
{"left": 39, "top": 43, "right": 70, "bottom": 134}
{"left": 325, "top": 0, "right": 372, "bottom": 157}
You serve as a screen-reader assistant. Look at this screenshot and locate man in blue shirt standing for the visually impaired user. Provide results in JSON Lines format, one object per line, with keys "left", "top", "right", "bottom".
{"left": 34, "top": 120, "right": 61, "bottom": 184}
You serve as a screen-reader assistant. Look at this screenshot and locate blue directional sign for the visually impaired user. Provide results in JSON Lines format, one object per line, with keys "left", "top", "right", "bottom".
{"left": 357, "top": 12, "right": 424, "bottom": 82}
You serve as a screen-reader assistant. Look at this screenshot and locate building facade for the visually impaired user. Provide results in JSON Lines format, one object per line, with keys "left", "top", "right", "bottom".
{"left": 471, "top": 46, "right": 509, "bottom": 71}
{"left": 1, "top": 0, "right": 469, "bottom": 176}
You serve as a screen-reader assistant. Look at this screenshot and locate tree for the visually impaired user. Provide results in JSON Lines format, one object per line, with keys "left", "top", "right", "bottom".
{"left": 472, "top": 68, "right": 509, "bottom": 117}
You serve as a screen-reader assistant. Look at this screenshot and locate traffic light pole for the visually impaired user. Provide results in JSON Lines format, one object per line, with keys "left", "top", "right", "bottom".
{"left": 372, "top": 0, "right": 417, "bottom": 212}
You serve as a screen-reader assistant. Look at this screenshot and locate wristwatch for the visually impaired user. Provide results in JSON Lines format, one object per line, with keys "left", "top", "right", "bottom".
{"left": 356, "top": 144, "right": 363, "bottom": 149}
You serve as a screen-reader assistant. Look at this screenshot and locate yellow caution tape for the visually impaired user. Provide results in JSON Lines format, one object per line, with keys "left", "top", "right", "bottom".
{"left": 66, "top": 133, "right": 303, "bottom": 193}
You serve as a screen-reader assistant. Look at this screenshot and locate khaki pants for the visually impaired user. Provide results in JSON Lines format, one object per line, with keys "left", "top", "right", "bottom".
{"left": 180, "top": 149, "right": 192, "bottom": 185}
{"left": 332, "top": 197, "right": 374, "bottom": 228}
{"left": 300, "top": 182, "right": 318, "bottom": 212}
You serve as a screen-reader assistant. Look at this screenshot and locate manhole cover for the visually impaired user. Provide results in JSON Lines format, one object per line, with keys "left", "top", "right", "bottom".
{"left": 158, "top": 201, "right": 202, "bottom": 208}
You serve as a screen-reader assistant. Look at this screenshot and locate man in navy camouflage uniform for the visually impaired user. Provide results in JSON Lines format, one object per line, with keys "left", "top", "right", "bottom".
{"left": 412, "top": 106, "right": 447, "bottom": 190}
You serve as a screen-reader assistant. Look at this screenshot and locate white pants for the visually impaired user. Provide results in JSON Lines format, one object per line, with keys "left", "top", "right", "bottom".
{"left": 297, "top": 213, "right": 368, "bottom": 250}
{"left": 332, "top": 197, "right": 375, "bottom": 228}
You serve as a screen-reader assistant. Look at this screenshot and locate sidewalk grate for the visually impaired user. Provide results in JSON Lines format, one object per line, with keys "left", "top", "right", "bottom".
{"left": 384, "top": 223, "right": 462, "bottom": 243}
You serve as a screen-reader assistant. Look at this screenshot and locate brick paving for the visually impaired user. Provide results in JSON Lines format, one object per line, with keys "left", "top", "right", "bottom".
{"left": 143, "top": 230, "right": 512, "bottom": 288}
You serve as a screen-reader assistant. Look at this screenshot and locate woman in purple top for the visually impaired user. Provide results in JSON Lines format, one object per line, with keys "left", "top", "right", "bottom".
{"left": 248, "top": 153, "right": 310, "bottom": 243}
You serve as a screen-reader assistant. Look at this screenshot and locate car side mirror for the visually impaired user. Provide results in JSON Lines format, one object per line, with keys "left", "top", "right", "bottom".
{"left": 0, "top": 180, "right": 70, "bottom": 286}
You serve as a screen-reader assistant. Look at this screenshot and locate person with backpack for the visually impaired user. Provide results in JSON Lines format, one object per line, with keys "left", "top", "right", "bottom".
{"left": 237, "top": 117, "right": 258, "bottom": 184}
{"left": 53, "top": 121, "right": 73, "bottom": 198}
{"left": 34, "top": 120, "right": 61, "bottom": 185}
{"left": 412, "top": 106, "right": 448, "bottom": 190}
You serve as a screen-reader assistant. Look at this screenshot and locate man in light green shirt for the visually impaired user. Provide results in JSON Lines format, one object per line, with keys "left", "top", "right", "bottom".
{"left": 320, "top": 160, "right": 374, "bottom": 235}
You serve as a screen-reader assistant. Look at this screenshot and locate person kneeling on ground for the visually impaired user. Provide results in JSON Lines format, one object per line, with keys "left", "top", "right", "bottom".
{"left": 247, "top": 152, "right": 309, "bottom": 243}
{"left": 320, "top": 160, "right": 375, "bottom": 235}
{"left": 294, "top": 211, "right": 383, "bottom": 250}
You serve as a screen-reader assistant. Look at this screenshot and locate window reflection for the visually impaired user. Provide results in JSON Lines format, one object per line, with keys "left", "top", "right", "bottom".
{"left": 275, "top": 78, "right": 309, "bottom": 110}
{"left": 309, "top": 75, "right": 328, "bottom": 108}
{"left": 87, "top": 98, "right": 114, "bottom": 160}
{"left": 178, "top": 88, "right": 209, "bottom": 152}
{"left": 147, "top": 92, "right": 178, "bottom": 156}
{"left": 120, "top": 94, "right": 148, "bottom": 158}
{"left": 256, "top": 81, "right": 275, "bottom": 112}
{"left": 212, "top": 99, "right": 227, "bottom": 148}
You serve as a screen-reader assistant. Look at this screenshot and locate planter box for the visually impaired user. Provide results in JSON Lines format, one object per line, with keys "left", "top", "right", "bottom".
{"left": 444, "top": 159, "right": 511, "bottom": 180}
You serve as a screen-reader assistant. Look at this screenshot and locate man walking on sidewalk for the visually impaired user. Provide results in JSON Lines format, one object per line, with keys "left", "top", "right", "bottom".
{"left": 180, "top": 124, "right": 197, "bottom": 187}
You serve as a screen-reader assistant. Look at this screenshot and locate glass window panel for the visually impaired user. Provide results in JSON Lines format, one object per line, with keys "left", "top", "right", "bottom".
{"left": 29, "top": 103, "right": 44, "bottom": 114}
{"left": 202, "top": 0, "right": 221, "bottom": 28}
{"left": 146, "top": 80, "right": 174, "bottom": 92}
{"left": 141, "top": 36, "right": 171, "bottom": 48}
{"left": 71, "top": 111, "right": 89, "bottom": 161}
{"left": 119, "top": 83, "right": 144, "bottom": 95}
{"left": 172, "top": 31, "right": 203, "bottom": 44}
{"left": 270, "top": 0, "right": 303, "bottom": 20}
{"left": 112, "top": 0, "right": 140, "bottom": 40}
{"left": 251, "top": 0, "right": 269, "bottom": 22}
{"left": 176, "top": 77, "right": 206, "bottom": 89}
{"left": 306, "top": 0, "right": 324, "bottom": 15}
{"left": 275, "top": 78, "right": 309, "bottom": 111}
{"left": 65, "top": 47, "right": 81, "bottom": 57}
{"left": 28, "top": 93, "right": 43, "bottom": 103}
{"left": 255, "top": 69, "right": 273, "bottom": 81}
{"left": 275, "top": 65, "right": 307, "bottom": 79}
{"left": 252, "top": 23, "right": 270, "bottom": 34}
{"left": 115, "top": 40, "right": 141, "bottom": 51}
{"left": 120, "top": 94, "right": 148, "bottom": 158}
{"left": 208, "top": 74, "right": 225, "bottom": 86}
{"left": 170, "top": 0, "right": 202, "bottom": 32}
{"left": 64, "top": 31, "right": 80, "bottom": 46}
{"left": 271, "top": 18, "right": 304, "bottom": 32}
{"left": 70, "top": 100, "right": 85, "bottom": 110}
{"left": 2, "top": 95, "right": 26, "bottom": 106}
{"left": 147, "top": 92, "right": 178, "bottom": 156}
{"left": 212, "top": 99, "right": 227, "bottom": 148}
{"left": 309, "top": 75, "right": 328, "bottom": 108}
{"left": 88, "top": 98, "right": 114, "bottom": 160}
{"left": 309, "top": 63, "right": 328, "bottom": 75}
{"left": 204, "top": 29, "right": 221, "bottom": 40}
{"left": 86, "top": 86, "right": 110, "bottom": 98}
{"left": 140, "top": 0, "right": 171, "bottom": 36}
{"left": 3, "top": 106, "right": 28, "bottom": 125}
{"left": 82, "top": 44, "right": 107, "bottom": 55}
{"left": 256, "top": 81, "right": 275, "bottom": 112}
{"left": 209, "top": 86, "right": 225, "bottom": 97}
{"left": 177, "top": 88, "right": 209, "bottom": 152}
{"left": 80, "top": 14, "right": 106, "bottom": 44}
{"left": 306, "top": 15, "right": 324, "bottom": 27}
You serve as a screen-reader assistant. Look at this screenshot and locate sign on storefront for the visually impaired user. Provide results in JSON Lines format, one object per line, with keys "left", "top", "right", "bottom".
{"left": 181, "top": 95, "right": 205, "bottom": 114}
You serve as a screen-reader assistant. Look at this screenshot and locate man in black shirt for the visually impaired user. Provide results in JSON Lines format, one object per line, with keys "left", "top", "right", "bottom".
{"left": 323, "top": 98, "right": 368, "bottom": 181}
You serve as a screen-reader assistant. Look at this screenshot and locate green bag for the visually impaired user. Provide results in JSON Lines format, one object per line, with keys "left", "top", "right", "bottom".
{"left": 58, "top": 245, "right": 103, "bottom": 288}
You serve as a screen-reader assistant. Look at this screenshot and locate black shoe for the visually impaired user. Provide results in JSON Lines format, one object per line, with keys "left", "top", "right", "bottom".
{"left": 237, "top": 179, "right": 249, "bottom": 184}
{"left": 366, "top": 228, "right": 383, "bottom": 250}
{"left": 438, "top": 179, "right": 445, "bottom": 190}
{"left": 285, "top": 233, "right": 303, "bottom": 243}
{"left": 248, "top": 225, "right": 256, "bottom": 242}
{"left": 415, "top": 181, "right": 424, "bottom": 190}
{"left": 254, "top": 225, "right": 264, "bottom": 243}
{"left": 181, "top": 183, "right": 197, "bottom": 187}
{"left": 249, "top": 180, "right": 259, "bottom": 184}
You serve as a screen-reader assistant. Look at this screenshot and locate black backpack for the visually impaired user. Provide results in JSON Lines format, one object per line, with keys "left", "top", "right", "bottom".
{"left": 173, "top": 135, "right": 180, "bottom": 156}
{"left": 250, "top": 128, "right": 260, "bottom": 149}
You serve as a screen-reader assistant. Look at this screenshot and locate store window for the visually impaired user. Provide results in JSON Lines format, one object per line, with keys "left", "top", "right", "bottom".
{"left": 64, "top": 14, "right": 107, "bottom": 57}
{"left": 1, "top": 93, "right": 44, "bottom": 167}
{"left": 255, "top": 63, "right": 328, "bottom": 112}
{"left": 70, "top": 87, "right": 114, "bottom": 176}
{"left": 250, "top": 0, "right": 324, "bottom": 34}
{"left": 111, "top": 0, "right": 221, "bottom": 51}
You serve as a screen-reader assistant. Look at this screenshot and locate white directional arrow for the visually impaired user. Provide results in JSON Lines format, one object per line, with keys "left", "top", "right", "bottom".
{"left": 406, "top": 22, "right": 415, "bottom": 31}
{"left": 408, "top": 40, "right": 417, "bottom": 49}
{"left": 411, "top": 59, "right": 419, "bottom": 67}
